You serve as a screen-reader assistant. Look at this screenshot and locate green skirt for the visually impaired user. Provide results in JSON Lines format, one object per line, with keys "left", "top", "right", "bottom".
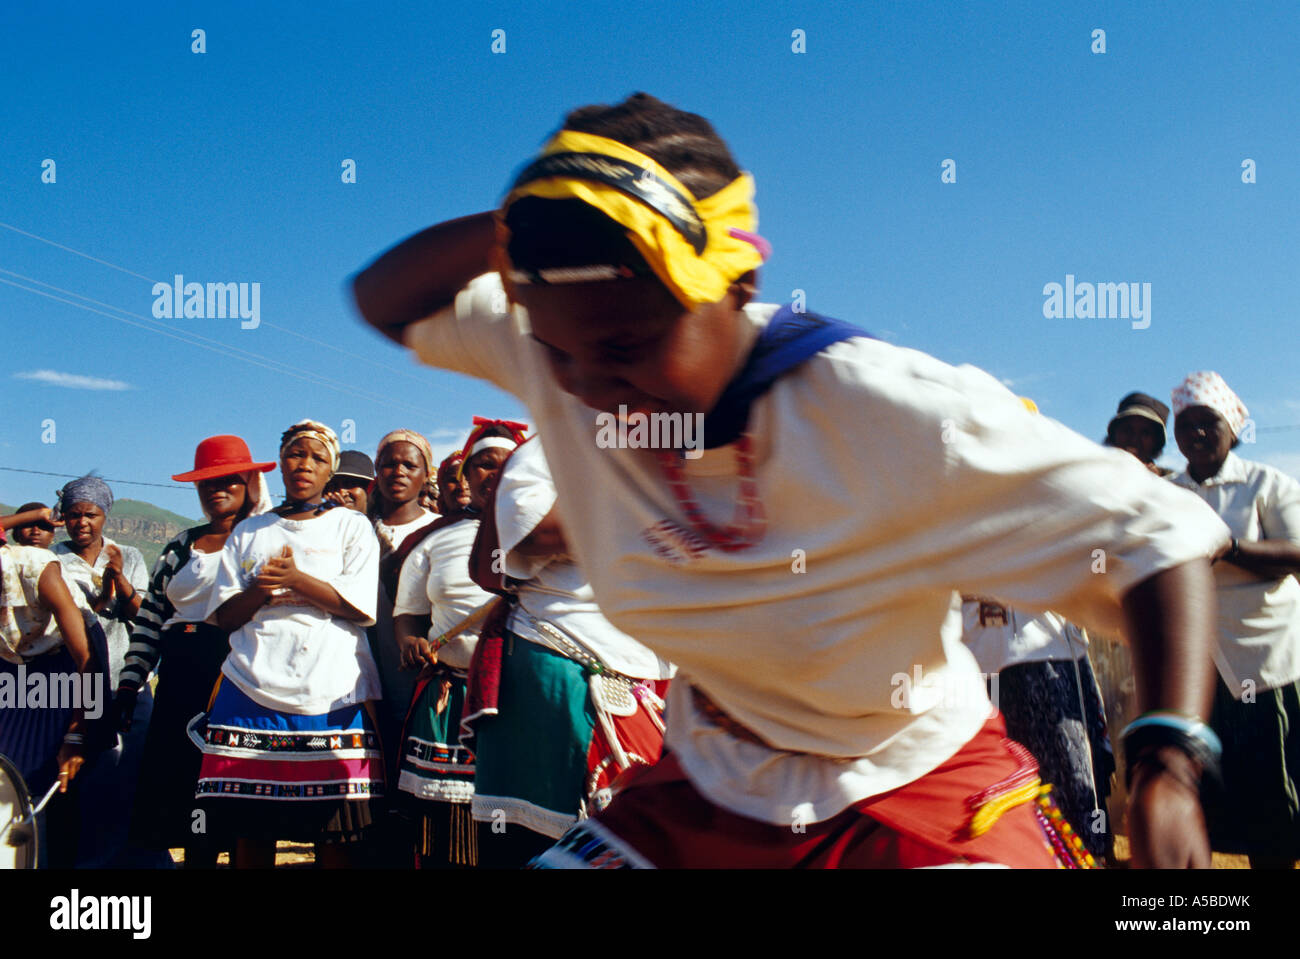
{"left": 469, "top": 633, "right": 595, "bottom": 840}
{"left": 1204, "top": 676, "right": 1300, "bottom": 859}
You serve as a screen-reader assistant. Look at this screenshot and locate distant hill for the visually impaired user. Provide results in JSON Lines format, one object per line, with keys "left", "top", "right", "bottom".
{"left": 3, "top": 498, "right": 200, "bottom": 569}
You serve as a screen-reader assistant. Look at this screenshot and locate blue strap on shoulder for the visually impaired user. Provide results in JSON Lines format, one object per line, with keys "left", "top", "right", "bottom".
{"left": 701, "top": 304, "right": 872, "bottom": 449}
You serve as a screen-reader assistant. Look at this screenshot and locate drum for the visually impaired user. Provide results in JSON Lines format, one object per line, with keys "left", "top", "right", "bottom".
{"left": 0, "top": 752, "right": 37, "bottom": 869}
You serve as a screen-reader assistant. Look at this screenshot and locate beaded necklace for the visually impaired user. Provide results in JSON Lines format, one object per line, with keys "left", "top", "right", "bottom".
{"left": 653, "top": 432, "right": 766, "bottom": 552}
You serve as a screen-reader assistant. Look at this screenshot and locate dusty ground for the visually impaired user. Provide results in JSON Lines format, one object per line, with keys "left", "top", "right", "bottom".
{"left": 169, "top": 837, "right": 1283, "bottom": 868}
{"left": 1110, "top": 835, "right": 1256, "bottom": 869}
{"left": 169, "top": 842, "right": 315, "bottom": 868}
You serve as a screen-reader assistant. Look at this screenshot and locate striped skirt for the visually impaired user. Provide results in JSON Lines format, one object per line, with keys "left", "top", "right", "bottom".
{"left": 189, "top": 678, "right": 384, "bottom": 843}
{"left": 0, "top": 620, "right": 112, "bottom": 796}
{"left": 397, "top": 665, "right": 475, "bottom": 805}
{"left": 396, "top": 665, "right": 484, "bottom": 864}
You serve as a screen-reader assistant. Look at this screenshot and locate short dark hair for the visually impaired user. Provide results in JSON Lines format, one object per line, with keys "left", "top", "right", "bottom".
{"left": 559, "top": 93, "right": 741, "bottom": 200}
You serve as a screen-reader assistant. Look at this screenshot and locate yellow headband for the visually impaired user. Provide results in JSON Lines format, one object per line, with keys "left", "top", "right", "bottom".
{"left": 502, "top": 130, "right": 763, "bottom": 308}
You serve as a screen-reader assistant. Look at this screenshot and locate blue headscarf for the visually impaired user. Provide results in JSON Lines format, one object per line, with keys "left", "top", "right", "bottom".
{"left": 57, "top": 474, "right": 114, "bottom": 515}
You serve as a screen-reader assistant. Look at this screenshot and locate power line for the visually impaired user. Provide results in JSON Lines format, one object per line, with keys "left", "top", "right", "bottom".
{"left": 0, "top": 272, "right": 441, "bottom": 417}
{"left": 0, "top": 465, "right": 190, "bottom": 491}
{"left": 0, "top": 221, "right": 156, "bottom": 282}
{"left": 0, "top": 219, "right": 432, "bottom": 384}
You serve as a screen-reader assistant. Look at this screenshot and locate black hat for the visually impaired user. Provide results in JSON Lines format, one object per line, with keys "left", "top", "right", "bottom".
{"left": 1108, "top": 392, "right": 1170, "bottom": 435}
{"left": 333, "top": 450, "right": 375, "bottom": 484}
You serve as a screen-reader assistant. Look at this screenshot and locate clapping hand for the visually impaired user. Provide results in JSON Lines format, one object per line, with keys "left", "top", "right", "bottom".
{"left": 103, "top": 544, "right": 124, "bottom": 580}
{"left": 254, "top": 546, "right": 300, "bottom": 592}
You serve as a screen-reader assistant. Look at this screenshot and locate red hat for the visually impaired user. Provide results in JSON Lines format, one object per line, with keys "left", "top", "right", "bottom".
{"left": 172, "top": 435, "right": 276, "bottom": 482}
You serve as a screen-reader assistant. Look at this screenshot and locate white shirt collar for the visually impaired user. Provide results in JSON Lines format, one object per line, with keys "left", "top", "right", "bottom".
{"left": 1173, "top": 451, "right": 1248, "bottom": 489}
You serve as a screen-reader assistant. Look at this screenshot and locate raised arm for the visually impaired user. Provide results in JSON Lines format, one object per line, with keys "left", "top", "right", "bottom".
{"left": 351, "top": 212, "right": 498, "bottom": 344}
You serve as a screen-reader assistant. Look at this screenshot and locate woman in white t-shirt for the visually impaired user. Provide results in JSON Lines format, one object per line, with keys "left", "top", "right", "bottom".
{"left": 115, "top": 435, "right": 274, "bottom": 867}
{"left": 367, "top": 430, "right": 436, "bottom": 758}
{"left": 462, "top": 436, "right": 674, "bottom": 866}
{"left": 0, "top": 538, "right": 102, "bottom": 867}
{"left": 195, "top": 420, "right": 382, "bottom": 869}
{"left": 1170, "top": 372, "right": 1300, "bottom": 868}
{"left": 359, "top": 429, "right": 437, "bottom": 866}
{"left": 391, "top": 419, "right": 523, "bottom": 867}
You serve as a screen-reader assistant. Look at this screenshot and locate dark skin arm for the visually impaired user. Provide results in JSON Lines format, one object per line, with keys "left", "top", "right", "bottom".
{"left": 212, "top": 584, "right": 272, "bottom": 634}
{"left": 512, "top": 506, "right": 568, "bottom": 559}
{"left": 394, "top": 613, "right": 435, "bottom": 670}
{"left": 351, "top": 212, "right": 498, "bottom": 344}
{"left": 38, "top": 563, "right": 93, "bottom": 790}
{"left": 1, "top": 507, "right": 61, "bottom": 533}
{"left": 1219, "top": 538, "right": 1300, "bottom": 581}
{"left": 1119, "top": 558, "right": 1217, "bottom": 869}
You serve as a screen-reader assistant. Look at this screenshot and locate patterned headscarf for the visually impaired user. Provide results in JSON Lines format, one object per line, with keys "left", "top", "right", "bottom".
{"left": 1171, "top": 371, "right": 1249, "bottom": 438}
{"left": 279, "top": 420, "right": 341, "bottom": 473}
{"left": 376, "top": 429, "right": 434, "bottom": 475}
{"left": 57, "top": 474, "right": 114, "bottom": 515}
{"left": 500, "top": 129, "right": 766, "bottom": 309}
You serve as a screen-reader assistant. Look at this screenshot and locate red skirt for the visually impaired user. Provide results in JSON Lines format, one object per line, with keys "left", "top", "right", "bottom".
{"left": 532, "top": 715, "right": 1078, "bottom": 868}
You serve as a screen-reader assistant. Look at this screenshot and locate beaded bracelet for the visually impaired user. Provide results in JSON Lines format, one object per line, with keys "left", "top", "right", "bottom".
{"left": 1121, "top": 712, "right": 1222, "bottom": 788}
{"left": 62, "top": 733, "right": 85, "bottom": 745}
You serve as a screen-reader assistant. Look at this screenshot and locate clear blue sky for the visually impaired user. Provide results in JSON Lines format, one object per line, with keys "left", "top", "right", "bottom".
{"left": 3, "top": 0, "right": 1297, "bottom": 519}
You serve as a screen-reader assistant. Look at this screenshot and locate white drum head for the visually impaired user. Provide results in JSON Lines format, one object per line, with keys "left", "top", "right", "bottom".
{"left": 0, "top": 754, "right": 36, "bottom": 869}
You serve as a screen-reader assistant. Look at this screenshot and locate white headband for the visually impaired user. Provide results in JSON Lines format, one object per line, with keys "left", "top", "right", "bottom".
{"left": 468, "top": 436, "right": 519, "bottom": 460}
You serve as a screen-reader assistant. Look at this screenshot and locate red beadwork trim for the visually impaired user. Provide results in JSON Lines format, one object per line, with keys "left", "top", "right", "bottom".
{"left": 654, "top": 433, "right": 766, "bottom": 552}
{"left": 964, "top": 739, "right": 1040, "bottom": 812}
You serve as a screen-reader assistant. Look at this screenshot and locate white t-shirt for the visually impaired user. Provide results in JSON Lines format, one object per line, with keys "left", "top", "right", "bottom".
{"left": 1172, "top": 453, "right": 1300, "bottom": 695}
{"left": 53, "top": 537, "right": 148, "bottom": 687}
{"left": 206, "top": 507, "right": 381, "bottom": 714}
{"left": 392, "top": 517, "right": 495, "bottom": 671}
{"left": 162, "top": 548, "right": 224, "bottom": 630}
{"left": 961, "top": 600, "right": 1088, "bottom": 675}
{"left": 375, "top": 509, "right": 435, "bottom": 556}
{"left": 1, "top": 544, "right": 93, "bottom": 662}
{"left": 403, "top": 271, "right": 1229, "bottom": 825}
{"left": 496, "top": 437, "right": 674, "bottom": 681}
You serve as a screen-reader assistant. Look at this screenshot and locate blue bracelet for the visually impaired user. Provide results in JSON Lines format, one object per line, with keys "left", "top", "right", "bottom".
{"left": 1121, "top": 712, "right": 1223, "bottom": 758}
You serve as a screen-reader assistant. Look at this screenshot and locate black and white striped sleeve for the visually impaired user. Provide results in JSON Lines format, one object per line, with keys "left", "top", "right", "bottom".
{"left": 119, "top": 533, "right": 192, "bottom": 693}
